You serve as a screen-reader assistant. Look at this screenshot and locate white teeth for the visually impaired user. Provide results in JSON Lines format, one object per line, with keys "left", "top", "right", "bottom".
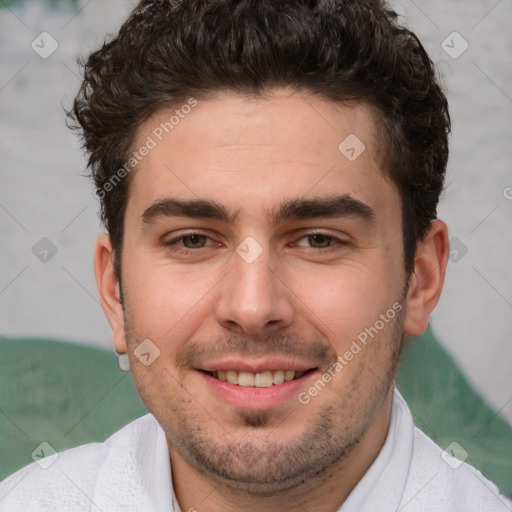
{"left": 212, "top": 369, "right": 304, "bottom": 387}
{"left": 272, "top": 370, "right": 285, "bottom": 385}
{"left": 226, "top": 370, "right": 239, "bottom": 385}
{"left": 255, "top": 371, "right": 273, "bottom": 388}
{"left": 285, "top": 370, "right": 295, "bottom": 382}
{"left": 238, "top": 371, "right": 255, "bottom": 387}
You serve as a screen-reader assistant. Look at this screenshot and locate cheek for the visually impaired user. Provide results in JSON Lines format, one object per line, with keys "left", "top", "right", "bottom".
{"left": 288, "top": 263, "right": 387, "bottom": 341}
{"left": 129, "top": 360, "right": 195, "bottom": 427}
{"left": 122, "top": 256, "right": 220, "bottom": 344}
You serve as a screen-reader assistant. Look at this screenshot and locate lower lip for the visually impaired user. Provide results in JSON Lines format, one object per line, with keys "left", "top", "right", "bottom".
{"left": 198, "top": 371, "right": 316, "bottom": 410}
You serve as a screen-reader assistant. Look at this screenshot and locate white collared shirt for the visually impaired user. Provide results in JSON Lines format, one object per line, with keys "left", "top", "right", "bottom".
{"left": 1, "top": 389, "right": 510, "bottom": 511}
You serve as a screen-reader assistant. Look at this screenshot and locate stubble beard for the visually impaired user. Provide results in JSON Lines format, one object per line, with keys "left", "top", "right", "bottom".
{"left": 123, "top": 300, "right": 404, "bottom": 495}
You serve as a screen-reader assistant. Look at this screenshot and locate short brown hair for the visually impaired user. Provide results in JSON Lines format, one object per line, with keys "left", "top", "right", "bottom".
{"left": 68, "top": 0, "right": 450, "bottom": 280}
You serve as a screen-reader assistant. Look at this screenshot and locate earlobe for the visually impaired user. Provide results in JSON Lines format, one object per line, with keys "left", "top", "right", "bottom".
{"left": 94, "top": 234, "right": 127, "bottom": 354}
{"left": 403, "top": 220, "right": 449, "bottom": 336}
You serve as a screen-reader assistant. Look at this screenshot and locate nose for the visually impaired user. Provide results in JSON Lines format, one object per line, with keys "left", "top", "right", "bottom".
{"left": 214, "top": 248, "right": 295, "bottom": 335}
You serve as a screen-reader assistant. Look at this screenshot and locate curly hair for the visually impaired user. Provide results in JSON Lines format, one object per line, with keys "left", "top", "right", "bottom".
{"left": 69, "top": 0, "right": 450, "bottom": 280}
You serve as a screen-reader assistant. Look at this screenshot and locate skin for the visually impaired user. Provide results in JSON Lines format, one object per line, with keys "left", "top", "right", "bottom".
{"left": 95, "top": 89, "right": 449, "bottom": 512}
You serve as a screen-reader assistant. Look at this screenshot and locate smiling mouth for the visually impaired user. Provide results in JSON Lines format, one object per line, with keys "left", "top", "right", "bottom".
{"left": 202, "top": 369, "right": 315, "bottom": 388}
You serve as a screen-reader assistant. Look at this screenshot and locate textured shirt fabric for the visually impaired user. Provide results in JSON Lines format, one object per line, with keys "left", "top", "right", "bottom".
{"left": 0, "top": 388, "right": 510, "bottom": 512}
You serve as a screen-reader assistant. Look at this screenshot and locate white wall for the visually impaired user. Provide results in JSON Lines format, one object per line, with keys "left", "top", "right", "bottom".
{"left": 0, "top": 0, "right": 510, "bottom": 424}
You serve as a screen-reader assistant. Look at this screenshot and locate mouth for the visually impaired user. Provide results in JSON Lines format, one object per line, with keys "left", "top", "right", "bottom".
{"left": 195, "top": 358, "right": 320, "bottom": 409}
{"left": 203, "top": 369, "right": 314, "bottom": 388}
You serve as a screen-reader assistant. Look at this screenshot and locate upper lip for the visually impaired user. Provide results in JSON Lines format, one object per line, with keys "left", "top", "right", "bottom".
{"left": 197, "top": 358, "right": 318, "bottom": 373}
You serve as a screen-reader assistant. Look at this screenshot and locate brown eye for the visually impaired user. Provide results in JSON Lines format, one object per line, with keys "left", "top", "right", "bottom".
{"left": 307, "top": 234, "right": 333, "bottom": 248}
{"left": 182, "top": 234, "right": 208, "bottom": 248}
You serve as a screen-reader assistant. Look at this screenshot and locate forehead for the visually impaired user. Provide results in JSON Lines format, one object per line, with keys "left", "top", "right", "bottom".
{"left": 127, "top": 89, "right": 398, "bottom": 223}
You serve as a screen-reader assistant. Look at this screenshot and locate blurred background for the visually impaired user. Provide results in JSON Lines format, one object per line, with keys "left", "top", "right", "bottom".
{"left": 0, "top": 0, "right": 511, "bottom": 431}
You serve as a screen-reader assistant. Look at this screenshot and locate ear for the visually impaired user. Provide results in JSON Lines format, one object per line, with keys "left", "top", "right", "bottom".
{"left": 403, "top": 219, "right": 449, "bottom": 336}
{"left": 94, "top": 234, "right": 127, "bottom": 353}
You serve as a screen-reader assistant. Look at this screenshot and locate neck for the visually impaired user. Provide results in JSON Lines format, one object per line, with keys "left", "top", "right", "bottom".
{"left": 169, "top": 393, "right": 394, "bottom": 512}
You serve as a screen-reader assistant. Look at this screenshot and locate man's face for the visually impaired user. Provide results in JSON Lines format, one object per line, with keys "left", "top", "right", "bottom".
{"left": 112, "top": 90, "right": 409, "bottom": 491}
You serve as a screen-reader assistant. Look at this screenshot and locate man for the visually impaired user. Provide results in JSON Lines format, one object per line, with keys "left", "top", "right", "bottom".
{"left": 0, "top": 0, "right": 510, "bottom": 510}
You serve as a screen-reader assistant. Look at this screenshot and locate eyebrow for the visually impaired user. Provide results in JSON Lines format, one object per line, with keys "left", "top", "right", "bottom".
{"left": 141, "top": 198, "right": 238, "bottom": 224}
{"left": 272, "top": 195, "right": 375, "bottom": 224}
{"left": 141, "top": 195, "right": 375, "bottom": 225}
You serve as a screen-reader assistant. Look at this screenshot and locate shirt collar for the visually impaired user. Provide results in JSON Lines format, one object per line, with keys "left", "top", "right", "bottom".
{"left": 338, "top": 388, "right": 414, "bottom": 511}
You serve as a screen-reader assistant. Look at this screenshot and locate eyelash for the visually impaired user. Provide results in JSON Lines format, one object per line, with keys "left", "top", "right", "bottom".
{"left": 163, "top": 231, "right": 347, "bottom": 254}
{"left": 293, "top": 232, "right": 347, "bottom": 251}
{"left": 163, "top": 231, "right": 217, "bottom": 253}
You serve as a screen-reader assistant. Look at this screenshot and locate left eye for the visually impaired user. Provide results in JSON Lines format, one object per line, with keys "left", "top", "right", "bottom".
{"left": 181, "top": 234, "right": 209, "bottom": 248}
{"left": 164, "top": 233, "right": 214, "bottom": 250}
{"left": 296, "top": 234, "right": 339, "bottom": 249}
